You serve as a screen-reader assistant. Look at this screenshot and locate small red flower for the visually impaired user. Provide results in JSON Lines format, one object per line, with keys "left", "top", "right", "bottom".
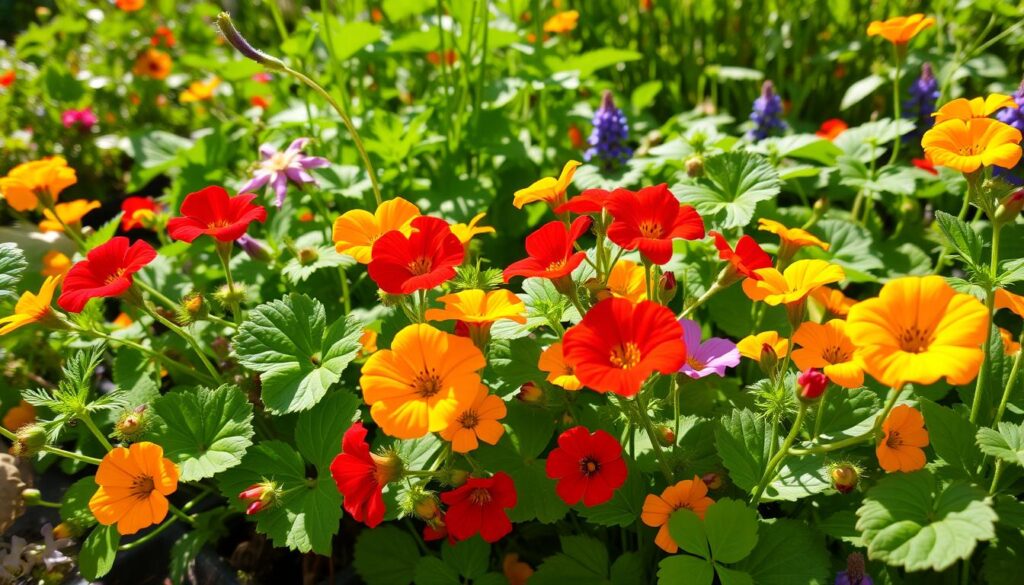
{"left": 503, "top": 216, "right": 592, "bottom": 282}
{"left": 545, "top": 426, "right": 627, "bottom": 506}
{"left": 606, "top": 184, "right": 705, "bottom": 265}
{"left": 710, "top": 231, "right": 772, "bottom": 281}
{"left": 57, "top": 237, "right": 157, "bottom": 313}
{"left": 0, "top": 70, "right": 14, "bottom": 88}
{"left": 250, "top": 95, "right": 271, "bottom": 110}
{"left": 563, "top": 298, "right": 686, "bottom": 397}
{"left": 797, "top": 368, "right": 829, "bottom": 401}
{"left": 167, "top": 186, "right": 267, "bottom": 243}
{"left": 815, "top": 118, "right": 848, "bottom": 140}
{"left": 440, "top": 472, "right": 517, "bottom": 543}
{"left": 121, "top": 196, "right": 161, "bottom": 231}
{"left": 368, "top": 216, "right": 465, "bottom": 294}
{"left": 150, "top": 26, "right": 176, "bottom": 48}
{"left": 912, "top": 158, "right": 938, "bottom": 175}
{"left": 555, "top": 188, "right": 613, "bottom": 215}
{"left": 329, "top": 422, "right": 400, "bottom": 528}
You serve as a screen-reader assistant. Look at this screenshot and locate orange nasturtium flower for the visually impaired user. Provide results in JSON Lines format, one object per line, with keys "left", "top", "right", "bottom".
{"left": 360, "top": 323, "right": 486, "bottom": 439}
{"left": 439, "top": 385, "right": 507, "bottom": 453}
{"left": 513, "top": 160, "right": 581, "bottom": 209}
{"left": 116, "top": 0, "right": 145, "bottom": 10}
{"left": 866, "top": 14, "right": 935, "bottom": 45}
{"left": 2, "top": 400, "right": 36, "bottom": 432}
{"left": 1000, "top": 327, "right": 1020, "bottom": 356}
{"left": 113, "top": 312, "right": 134, "bottom": 329}
{"left": 757, "top": 218, "right": 830, "bottom": 252}
{"left": 133, "top": 49, "right": 172, "bottom": 80}
{"left": 932, "top": 94, "right": 1016, "bottom": 124}
{"left": 0, "top": 275, "right": 61, "bottom": 335}
{"left": 995, "top": 288, "right": 1024, "bottom": 317}
{"left": 358, "top": 328, "right": 378, "bottom": 358}
{"left": 180, "top": 77, "right": 221, "bottom": 103}
{"left": 922, "top": 118, "right": 1023, "bottom": 173}
{"left": 0, "top": 157, "right": 77, "bottom": 212}
{"left": 424, "top": 289, "right": 526, "bottom": 347}
{"left": 605, "top": 259, "right": 647, "bottom": 303}
{"left": 538, "top": 341, "right": 582, "bottom": 390}
{"left": 846, "top": 276, "right": 988, "bottom": 388}
{"left": 641, "top": 476, "right": 715, "bottom": 553}
{"left": 333, "top": 196, "right": 420, "bottom": 264}
{"left": 450, "top": 212, "right": 495, "bottom": 246}
{"left": 543, "top": 10, "right": 579, "bottom": 34}
{"left": 810, "top": 286, "right": 857, "bottom": 317}
{"left": 89, "top": 442, "right": 179, "bottom": 535}
{"left": 42, "top": 251, "right": 72, "bottom": 277}
{"left": 39, "top": 199, "right": 100, "bottom": 233}
{"left": 503, "top": 553, "right": 534, "bottom": 585}
{"left": 742, "top": 260, "right": 846, "bottom": 306}
{"left": 736, "top": 331, "right": 790, "bottom": 360}
{"left": 876, "top": 404, "right": 929, "bottom": 473}
{"left": 791, "top": 319, "right": 864, "bottom": 388}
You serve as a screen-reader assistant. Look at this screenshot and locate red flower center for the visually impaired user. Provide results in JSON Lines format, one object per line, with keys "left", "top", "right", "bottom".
{"left": 898, "top": 325, "right": 932, "bottom": 354}
{"left": 130, "top": 475, "right": 155, "bottom": 500}
{"left": 413, "top": 371, "right": 443, "bottom": 398}
{"left": 408, "top": 256, "right": 433, "bottom": 275}
{"left": 546, "top": 258, "right": 567, "bottom": 271}
{"left": 886, "top": 430, "right": 903, "bottom": 449}
{"left": 207, "top": 219, "right": 232, "bottom": 229}
{"left": 638, "top": 220, "right": 663, "bottom": 239}
{"left": 609, "top": 342, "right": 642, "bottom": 369}
{"left": 469, "top": 487, "right": 491, "bottom": 505}
{"left": 457, "top": 409, "right": 479, "bottom": 430}
{"left": 579, "top": 456, "right": 601, "bottom": 477}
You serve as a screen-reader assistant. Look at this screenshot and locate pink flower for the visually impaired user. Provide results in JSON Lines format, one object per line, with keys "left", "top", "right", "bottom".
{"left": 61, "top": 107, "right": 98, "bottom": 131}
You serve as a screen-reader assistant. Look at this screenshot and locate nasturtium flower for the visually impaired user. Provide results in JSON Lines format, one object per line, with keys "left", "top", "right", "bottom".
{"left": 0, "top": 275, "right": 61, "bottom": 335}
{"left": 116, "top": 0, "right": 144, "bottom": 10}
{"left": 999, "top": 328, "right": 1020, "bottom": 356}
{"left": 450, "top": 212, "right": 495, "bottom": 246}
{"left": 41, "top": 251, "right": 71, "bottom": 278}
{"left": 358, "top": 328, "right": 378, "bottom": 358}
{"left": 425, "top": 289, "right": 525, "bottom": 347}
{"left": 815, "top": 119, "right": 848, "bottom": 140}
{"left": 557, "top": 188, "right": 615, "bottom": 215}
{"left": 503, "top": 553, "right": 534, "bottom": 585}
{"left": 846, "top": 276, "right": 988, "bottom": 387}
{"left": 710, "top": 230, "right": 772, "bottom": 281}
{"left": 2, "top": 400, "right": 35, "bottom": 432}
{"left": 512, "top": 160, "right": 581, "bottom": 209}
{"left": 606, "top": 184, "right": 705, "bottom": 265}
{"left": 736, "top": 331, "right": 789, "bottom": 360}
{"left": 922, "top": 118, "right": 1023, "bottom": 173}
{"left": 605, "top": 259, "right": 647, "bottom": 303}
{"left": 167, "top": 186, "right": 267, "bottom": 243}
{"left": 0, "top": 70, "right": 14, "bottom": 88}
{"left": 543, "top": 10, "right": 579, "bottom": 33}
{"left": 995, "top": 287, "right": 1024, "bottom": 317}
{"left": 440, "top": 472, "right": 517, "bottom": 543}
{"left": 0, "top": 157, "right": 77, "bottom": 212}
{"left": 239, "top": 138, "right": 329, "bottom": 208}
{"left": 329, "top": 422, "right": 400, "bottom": 528}
{"left": 368, "top": 216, "right": 465, "bottom": 295}
{"left": 757, "top": 218, "right": 829, "bottom": 251}
{"left": 333, "top": 196, "right": 420, "bottom": 264}
{"left": 791, "top": 319, "right": 864, "bottom": 388}
{"left": 931, "top": 94, "right": 1015, "bottom": 124}
{"left": 562, "top": 298, "right": 686, "bottom": 397}
{"left": 742, "top": 260, "right": 846, "bottom": 306}
{"left": 133, "top": 48, "right": 172, "bottom": 80}
{"left": 61, "top": 107, "right": 98, "bottom": 131}
{"left": 39, "top": 199, "right": 100, "bottom": 233}
{"left": 545, "top": 426, "right": 627, "bottom": 506}
{"left": 866, "top": 14, "right": 934, "bottom": 44}
{"left": 641, "top": 476, "right": 715, "bottom": 553}
{"left": 503, "top": 216, "right": 592, "bottom": 283}
{"left": 121, "top": 196, "right": 161, "bottom": 231}
{"left": 180, "top": 77, "right": 220, "bottom": 104}
{"left": 439, "top": 385, "right": 507, "bottom": 453}
{"left": 678, "top": 318, "right": 740, "bottom": 379}
{"left": 58, "top": 237, "right": 157, "bottom": 313}
{"left": 810, "top": 286, "right": 857, "bottom": 317}
{"left": 876, "top": 404, "right": 929, "bottom": 473}
{"left": 113, "top": 312, "right": 134, "bottom": 329}
{"left": 360, "top": 323, "right": 485, "bottom": 439}
{"left": 151, "top": 26, "right": 175, "bottom": 47}
{"left": 538, "top": 342, "right": 582, "bottom": 390}
{"left": 88, "top": 442, "right": 179, "bottom": 536}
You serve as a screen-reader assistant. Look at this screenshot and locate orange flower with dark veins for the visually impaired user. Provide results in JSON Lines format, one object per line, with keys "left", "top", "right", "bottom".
{"left": 876, "top": 405, "right": 929, "bottom": 473}
{"left": 641, "top": 476, "right": 715, "bottom": 553}
{"left": 88, "top": 442, "right": 179, "bottom": 535}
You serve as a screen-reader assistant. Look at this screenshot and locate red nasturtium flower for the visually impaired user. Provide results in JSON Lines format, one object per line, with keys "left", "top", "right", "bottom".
{"left": 606, "top": 184, "right": 705, "bottom": 265}
{"left": 545, "top": 426, "right": 627, "bottom": 506}
{"left": 555, "top": 188, "right": 613, "bottom": 215}
{"left": 709, "top": 231, "right": 772, "bottom": 281}
{"left": 329, "top": 422, "right": 401, "bottom": 528}
{"left": 57, "top": 237, "right": 156, "bottom": 313}
{"left": 368, "top": 216, "right": 465, "bottom": 294}
{"left": 815, "top": 118, "right": 848, "bottom": 140}
{"left": 167, "top": 186, "right": 267, "bottom": 243}
{"left": 440, "top": 472, "right": 517, "bottom": 543}
{"left": 562, "top": 298, "right": 686, "bottom": 397}
{"left": 503, "top": 216, "right": 592, "bottom": 283}
{"left": 121, "top": 196, "right": 161, "bottom": 231}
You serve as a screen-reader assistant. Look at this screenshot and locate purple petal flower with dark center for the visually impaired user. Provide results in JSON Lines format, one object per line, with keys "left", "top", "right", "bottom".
{"left": 239, "top": 138, "right": 330, "bottom": 207}
{"left": 678, "top": 318, "right": 740, "bottom": 379}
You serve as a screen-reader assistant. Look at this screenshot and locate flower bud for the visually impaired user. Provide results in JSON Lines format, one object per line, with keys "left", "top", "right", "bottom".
{"left": 175, "top": 293, "right": 208, "bottom": 325}
{"left": 115, "top": 405, "right": 147, "bottom": 440}
{"left": 298, "top": 247, "right": 319, "bottom": 266}
{"left": 655, "top": 425, "right": 676, "bottom": 447}
{"left": 239, "top": 480, "right": 280, "bottom": 514}
{"left": 214, "top": 282, "right": 250, "bottom": 308}
{"left": 830, "top": 463, "right": 859, "bottom": 494}
{"left": 701, "top": 472, "right": 723, "bottom": 490}
{"left": 370, "top": 450, "right": 404, "bottom": 484}
{"left": 12, "top": 423, "right": 47, "bottom": 457}
{"left": 413, "top": 493, "right": 441, "bottom": 522}
{"left": 994, "top": 191, "right": 1024, "bottom": 225}
{"left": 446, "top": 469, "right": 469, "bottom": 487}
{"left": 659, "top": 272, "right": 677, "bottom": 304}
{"left": 216, "top": 12, "right": 286, "bottom": 71}
{"left": 797, "top": 368, "right": 829, "bottom": 401}
{"left": 757, "top": 343, "right": 779, "bottom": 378}
{"left": 813, "top": 197, "right": 829, "bottom": 214}
{"left": 516, "top": 382, "right": 543, "bottom": 403}
{"left": 685, "top": 155, "right": 704, "bottom": 178}
{"left": 236, "top": 234, "right": 271, "bottom": 262}
{"left": 21, "top": 488, "right": 42, "bottom": 505}
{"left": 52, "top": 522, "right": 77, "bottom": 540}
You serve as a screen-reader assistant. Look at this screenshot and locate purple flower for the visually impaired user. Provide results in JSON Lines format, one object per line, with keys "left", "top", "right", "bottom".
{"left": 835, "top": 552, "right": 872, "bottom": 585}
{"left": 239, "top": 138, "right": 329, "bottom": 207}
{"left": 584, "top": 90, "right": 632, "bottom": 170}
{"left": 995, "top": 77, "right": 1024, "bottom": 186}
{"left": 61, "top": 107, "right": 97, "bottom": 131}
{"left": 747, "top": 80, "right": 786, "bottom": 141}
{"left": 903, "top": 63, "right": 939, "bottom": 140}
{"left": 678, "top": 318, "right": 740, "bottom": 378}
{"left": 236, "top": 234, "right": 271, "bottom": 262}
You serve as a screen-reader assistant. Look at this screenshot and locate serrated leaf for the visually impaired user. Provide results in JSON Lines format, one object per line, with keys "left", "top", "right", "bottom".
{"left": 441, "top": 537, "right": 490, "bottom": 580}
{"left": 281, "top": 245, "right": 355, "bottom": 284}
{"left": 763, "top": 454, "right": 831, "bottom": 502}
{"left": 112, "top": 348, "right": 160, "bottom": 408}
{"left": 977, "top": 422, "right": 1024, "bottom": 467}
{"left": 295, "top": 390, "right": 361, "bottom": 470}
{"left": 855, "top": 470, "right": 996, "bottom": 572}
{"left": 78, "top": 524, "right": 120, "bottom": 581}
{"left": 60, "top": 477, "right": 98, "bottom": 531}
{"left": 714, "top": 409, "right": 771, "bottom": 493}
{"left": 733, "top": 519, "right": 830, "bottom": 585}
{"left": 674, "top": 151, "right": 781, "bottom": 229}
{"left": 146, "top": 385, "right": 254, "bottom": 481}
{"left": 934, "top": 210, "right": 983, "bottom": 268}
{"left": 0, "top": 243, "right": 27, "bottom": 302}
{"left": 919, "top": 399, "right": 981, "bottom": 480}
{"left": 355, "top": 525, "right": 421, "bottom": 585}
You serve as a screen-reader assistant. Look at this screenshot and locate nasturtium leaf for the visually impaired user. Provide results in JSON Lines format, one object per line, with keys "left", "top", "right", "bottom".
{"left": 413, "top": 556, "right": 460, "bottom": 585}
{"left": 802, "top": 219, "right": 883, "bottom": 282}
{"left": 855, "top": 470, "right": 996, "bottom": 572}
{"left": 0, "top": 243, "right": 27, "bottom": 302}
{"left": 610, "top": 553, "right": 643, "bottom": 585}
{"left": 78, "top": 524, "right": 120, "bottom": 581}
{"left": 295, "top": 390, "right": 360, "bottom": 470}
{"left": 531, "top": 536, "right": 609, "bottom": 585}
{"left": 281, "top": 245, "right": 355, "bottom": 284}
{"left": 667, "top": 508, "right": 709, "bottom": 559}
{"left": 705, "top": 499, "right": 759, "bottom": 563}
{"left": 919, "top": 399, "right": 981, "bottom": 480}
{"left": 764, "top": 454, "right": 831, "bottom": 501}
{"left": 934, "top": 210, "right": 984, "bottom": 268}
{"left": 657, "top": 555, "right": 715, "bottom": 585}
{"left": 441, "top": 537, "right": 490, "bottom": 580}
{"left": 674, "top": 151, "right": 781, "bottom": 229}
{"left": 354, "top": 525, "right": 421, "bottom": 585}
{"left": 714, "top": 409, "right": 771, "bottom": 493}
{"left": 576, "top": 459, "right": 644, "bottom": 527}
{"left": 146, "top": 385, "right": 254, "bottom": 482}
{"left": 977, "top": 422, "right": 1024, "bottom": 468}
{"left": 60, "top": 476, "right": 98, "bottom": 531}
{"left": 234, "top": 294, "right": 363, "bottom": 413}
{"left": 734, "top": 519, "right": 830, "bottom": 585}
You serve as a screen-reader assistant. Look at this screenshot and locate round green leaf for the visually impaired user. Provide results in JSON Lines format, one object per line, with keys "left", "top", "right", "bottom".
{"left": 354, "top": 525, "right": 421, "bottom": 585}
{"left": 657, "top": 555, "right": 714, "bottom": 585}
{"left": 704, "top": 499, "right": 760, "bottom": 564}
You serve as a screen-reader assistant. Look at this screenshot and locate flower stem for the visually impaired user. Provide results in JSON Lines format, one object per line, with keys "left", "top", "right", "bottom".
{"left": 993, "top": 333, "right": 1023, "bottom": 426}
{"left": 79, "top": 411, "right": 114, "bottom": 452}
{"left": 76, "top": 326, "right": 215, "bottom": 387}
{"left": 632, "top": 392, "right": 675, "bottom": 484}
{"left": 118, "top": 515, "right": 178, "bottom": 551}
{"left": 168, "top": 503, "right": 197, "bottom": 526}
{"left": 679, "top": 282, "right": 722, "bottom": 319}
{"left": 887, "top": 48, "right": 904, "bottom": 165}
{"left": 812, "top": 385, "right": 830, "bottom": 440}
{"left": 216, "top": 242, "right": 243, "bottom": 325}
{"left": 0, "top": 426, "right": 103, "bottom": 465}
{"left": 789, "top": 384, "right": 905, "bottom": 456}
{"left": 751, "top": 403, "right": 807, "bottom": 506}
{"left": 141, "top": 303, "right": 224, "bottom": 385}
{"left": 970, "top": 223, "right": 1001, "bottom": 425}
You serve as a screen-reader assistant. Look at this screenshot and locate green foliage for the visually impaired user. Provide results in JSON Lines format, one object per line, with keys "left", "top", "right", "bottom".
{"left": 531, "top": 536, "right": 610, "bottom": 584}
{"left": 78, "top": 525, "right": 120, "bottom": 581}
{"left": 919, "top": 399, "right": 982, "bottom": 480}
{"left": 0, "top": 243, "right": 27, "bottom": 303}
{"left": 675, "top": 151, "right": 781, "bottom": 229}
{"left": 977, "top": 422, "right": 1024, "bottom": 467}
{"left": 60, "top": 476, "right": 99, "bottom": 532}
{"left": 354, "top": 525, "right": 421, "bottom": 585}
{"left": 659, "top": 499, "right": 760, "bottom": 585}
{"left": 714, "top": 409, "right": 771, "bottom": 494}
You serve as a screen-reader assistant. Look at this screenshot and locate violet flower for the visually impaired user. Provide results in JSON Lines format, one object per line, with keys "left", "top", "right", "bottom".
{"left": 239, "top": 138, "right": 329, "bottom": 207}
{"left": 835, "top": 552, "right": 872, "bottom": 585}
{"left": 584, "top": 90, "right": 632, "bottom": 170}
{"left": 995, "top": 77, "right": 1024, "bottom": 185}
{"left": 747, "top": 80, "right": 786, "bottom": 141}
{"left": 902, "top": 63, "right": 938, "bottom": 140}
{"left": 678, "top": 318, "right": 740, "bottom": 379}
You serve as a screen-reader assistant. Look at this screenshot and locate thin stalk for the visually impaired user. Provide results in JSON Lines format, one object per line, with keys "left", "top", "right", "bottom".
{"left": 790, "top": 384, "right": 905, "bottom": 456}
{"left": 751, "top": 403, "right": 807, "bottom": 506}
{"left": 993, "top": 338, "right": 1023, "bottom": 426}
{"left": 119, "top": 515, "right": 178, "bottom": 551}
{"left": 168, "top": 503, "right": 197, "bottom": 526}
{"left": 216, "top": 242, "right": 243, "bottom": 324}
{"left": 969, "top": 224, "right": 1000, "bottom": 425}
{"left": 79, "top": 411, "right": 114, "bottom": 452}
{"left": 679, "top": 282, "right": 722, "bottom": 319}
{"left": 78, "top": 327, "right": 215, "bottom": 386}
{"left": 0, "top": 426, "right": 102, "bottom": 465}
{"left": 887, "top": 48, "right": 903, "bottom": 165}
{"left": 812, "top": 386, "right": 830, "bottom": 440}
{"left": 632, "top": 393, "right": 675, "bottom": 483}
{"left": 141, "top": 304, "right": 224, "bottom": 385}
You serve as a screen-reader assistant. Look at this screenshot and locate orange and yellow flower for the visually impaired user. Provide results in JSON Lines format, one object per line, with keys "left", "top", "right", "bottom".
{"left": 113, "top": 312, "right": 134, "bottom": 329}
{"left": 333, "top": 196, "right": 420, "bottom": 264}
{"left": 180, "top": 77, "right": 221, "bottom": 103}
{"left": 847, "top": 276, "right": 988, "bottom": 387}
{"left": 922, "top": 118, "right": 1022, "bottom": 173}
{"left": 513, "top": 160, "right": 581, "bottom": 209}
{"left": 810, "top": 286, "right": 857, "bottom": 317}
{"left": 133, "top": 49, "right": 172, "bottom": 80}
{"left": 0, "top": 157, "right": 77, "bottom": 212}
{"left": 876, "top": 405, "right": 929, "bottom": 473}
{"left": 450, "top": 212, "right": 495, "bottom": 246}
{"left": 757, "top": 218, "right": 829, "bottom": 251}
{"left": 2, "top": 400, "right": 36, "bottom": 432}
{"left": 424, "top": 289, "right": 526, "bottom": 347}
{"left": 89, "top": 442, "right": 179, "bottom": 535}
{"left": 41, "top": 251, "right": 72, "bottom": 277}
{"left": 39, "top": 199, "right": 100, "bottom": 233}
{"left": 0, "top": 275, "right": 61, "bottom": 335}
{"left": 358, "top": 328, "right": 378, "bottom": 358}
{"left": 736, "top": 331, "right": 790, "bottom": 360}
{"left": 932, "top": 94, "right": 1016, "bottom": 124}
{"left": 439, "top": 385, "right": 507, "bottom": 453}
{"left": 116, "top": 0, "right": 144, "bottom": 10}
{"left": 538, "top": 341, "right": 582, "bottom": 390}
{"left": 995, "top": 288, "right": 1024, "bottom": 317}
{"left": 605, "top": 259, "right": 647, "bottom": 303}
{"left": 360, "top": 324, "right": 486, "bottom": 439}
{"left": 543, "top": 10, "right": 579, "bottom": 34}
{"left": 866, "top": 14, "right": 935, "bottom": 44}
{"left": 791, "top": 319, "right": 864, "bottom": 388}
{"left": 742, "top": 260, "right": 845, "bottom": 306}
{"left": 641, "top": 476, "right": 715, "bottom": 553}
{"left": 999, "top": 327, "right": 1020, "bottom": 356}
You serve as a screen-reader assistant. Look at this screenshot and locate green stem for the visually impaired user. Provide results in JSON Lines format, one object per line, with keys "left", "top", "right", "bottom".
{"left": 168, "top": 503, "right": 197, "bottom": 526}
{"left": 751, "top": 403, "right": 807, "bottom": 506}
{"left": 970, "top": 224, "right": 1000, "bottom": 425}
{"left": 79, "top": 411, "right": 114, "bottom": 452}
{"left": 77, "top": 327, "right": 215, "bottom": 387}
{"left": 812, "top": 385, "right": 829, "bottom": 440}
{"left": 932, "top": 185, "right": 974, "bottom": 275}
{"left": 790, "top": 384, "right": 905, "bottom": 456}
{"left": 679, "top": 282, "right": 722, "bottom": 319}
{"left": 989, "top": 460, "right": 1004, "bottom": 495}
{"left": 134, "top": 278, "right": 179, "bottom": 311}
{"left": 32, "top": 499, "right": 62, "bottom": 509}
{"left": 215, "top": 242, "right": 242, "bottom": 324}
{"left": 632, "top": 392, "right": 675, "bottom": 484}
{"left": 118, "top": 515, "right": 179, "bottom": 550}
{"left": 142, "top": 303, "right": 224, "bottom": 385}
{"left": 887, "top": 49, "right": 903, "bottom": 165}
{"left": 993, "top": 336, "right": 1023, "bottom": 426}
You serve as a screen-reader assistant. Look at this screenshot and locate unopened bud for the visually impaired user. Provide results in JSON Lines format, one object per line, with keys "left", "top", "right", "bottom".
{"left": 298, "top": 247, "right": 319, "bottom": 266}
{"left": 21, "top": 488, "right": 42, "bottom": 505}
{"left": 216, "top": 12, "right": 286, "bottom": 71}
{"left": 797, "top": 368, "right": 829, "bottom": 402}
{"left": 116, "top": 405, "right": 147, "bottom": 439}
{"left": 12, "top": 424, "right": 47, "bottom": 457}
{"left": 758, "top": 343, "right": 779, "bottom": 378}
{"left": 995, "top": 191, "right": 1024, "bottom": 225}
{"left": 446, "top": 469, "right": 469, "bottom": 487}
{"left": 685, "top": 155, "right": 704, "bottom": 178}
{"left": 52, "top": 522, "right": 76, "bottom": 540}
{"left": 830, "top": 464, "right": 859, "bottom": 494}
{"left": 516, "top": 382, "right": 543, "bottom": 403}
{"left": 413, "top": 494, "right": 441, "bottom": 522}
{"left": 701, "top": 472, "right": 723, "bottom": 490}
{"left": 236, "top": 234, "right": 271, "bottom": 262}
{"left": 655, "top": 425, "right": 676, "bottom": 447}
{"left": 239, "top": 480, "right": 280, "bottom": 514}
{"left": 246, "top": 500, "right": 268, "bottom": 515}
{"left": 813, "top": 197, "right": 829, "bottom": 213}
{"left": 659, "top": 272, "right": 677, "bottom": 304}
{"left": 214, "top": 282, "right": 250, "bottom": 307}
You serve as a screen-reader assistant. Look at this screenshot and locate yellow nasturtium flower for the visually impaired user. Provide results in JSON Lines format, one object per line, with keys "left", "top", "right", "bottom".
{"left": 513, "top": 160, "right": 581, "bottom": 209}
{"left": 922, "top": 118, "right": 1023, "bottom": 173}
{"left": 332, "top": 197, "right": 420, "bottom": 264}
{"left": 932, "top": 94, "right": 1016, "bottom": 124}
{"left": 0, "top": 157, "right": 77, "bottom": 212}
{"left": 39, "top": 199, "right": 100, "bottom": 233}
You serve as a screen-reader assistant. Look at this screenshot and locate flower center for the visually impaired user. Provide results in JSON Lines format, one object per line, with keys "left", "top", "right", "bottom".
{"left": 130, "top": 475, "right": 155, "bottom": 500}
{"left": 469, "top": 488, "right": 491, "bottom": 506}
{"left": 413, "top": 371, "right": 443, "bottom": 398}
{"left": 407, "top": 256, "right": 433, "bottom": 275}
{"left": 609, "top": 342, "right": 642, "bottom": 369}
{"left": 207, "top": 219, "right": 233, "bottom": 229}
{"left": 266, "top": 151, "right": 297, "bottom": 172}
{"left": 886, "top": 430, "right": 903, "bottom": 449}
{"left": 457, "top": 409, "right": 480, "bottom": 430}
{"left": 686, "top": 355, "right": 706, "bottom": 370}
{"left": 579, "top": 456, "right": 601, "bottom": 477}
{"left": 898, "top": 325, "right": 932, "bottom": 353}
{"left": 638, "top": 220, "right": 663, "bottom": 239}
{"left": 546, "top": 258, "right": 567, "bottom": 272}
{"left": 821, "top": 345, "right": 850, "bottom": 364}
{"left": 104, "top": 268, "right": 127, "bottom": 285}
